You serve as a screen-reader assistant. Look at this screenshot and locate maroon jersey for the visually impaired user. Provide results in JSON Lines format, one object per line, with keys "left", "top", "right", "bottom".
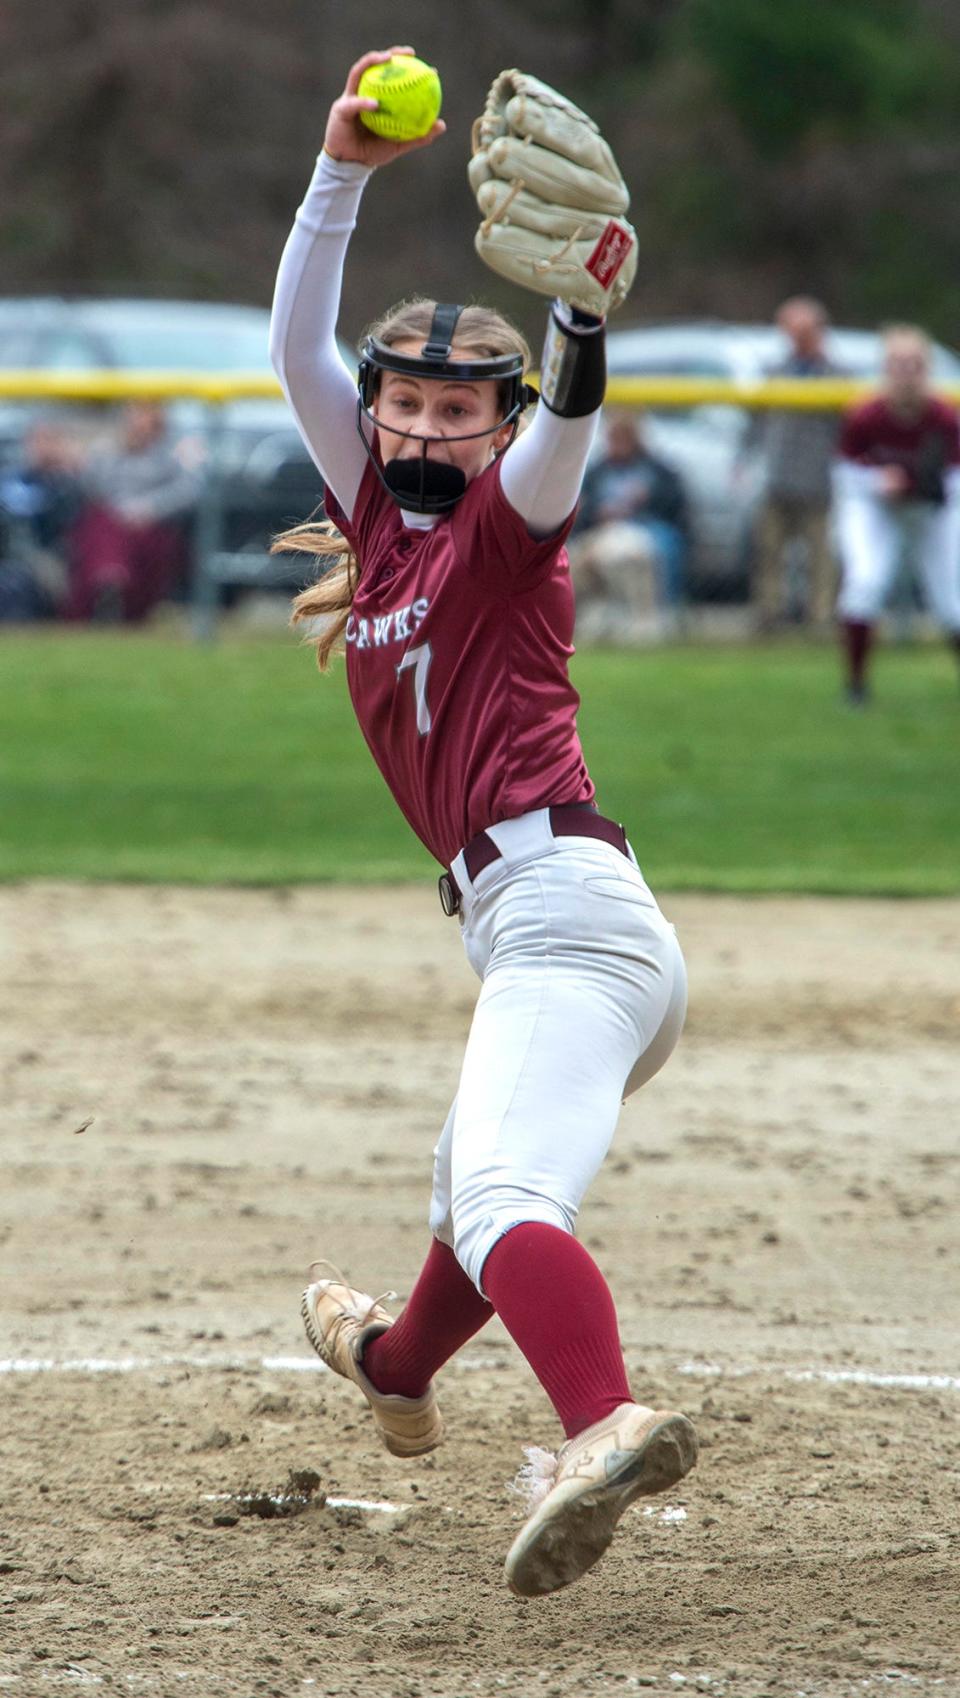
{"left": 839, "top": 396, "right": 960, "bottom": 503}
{"left": 324, "top": 457, "right": 595, "bottom": 867}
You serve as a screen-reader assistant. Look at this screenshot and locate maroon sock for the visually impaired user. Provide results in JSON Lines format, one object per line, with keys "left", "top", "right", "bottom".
{"left": 842, "top": 619, "right": 873, "bottom": 690}
{"left": 361, "top": 1237, "right": 493, "bottom": 1399}
{"left": 481, "top": 1222, "right": 633, "bottom": 1441}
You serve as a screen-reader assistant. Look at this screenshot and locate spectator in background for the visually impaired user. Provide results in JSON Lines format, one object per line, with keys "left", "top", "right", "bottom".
{"left": 0, "top": 419, "right": 83, "bottom": 620}
{"left": 570, "top": 410, "right": 690, "bottom": 643}
{"left": 65, "top": 401, "right": 199, "bottom": 623}
{"left": 834, "top": 324, "right": 960, "bottom": 704}
{"left": 751, "top": 296, "right": 844, "bottom": 633}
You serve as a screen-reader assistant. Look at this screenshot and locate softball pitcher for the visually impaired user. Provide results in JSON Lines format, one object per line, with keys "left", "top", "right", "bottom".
{"left": 270, "top": 47, "right": 698, "bottom": 1599}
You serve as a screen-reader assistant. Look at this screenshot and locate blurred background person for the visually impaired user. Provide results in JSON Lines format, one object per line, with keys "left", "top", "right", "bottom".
{"left": 750, "top": 296, "right": 844, "bottom": 634}
{"left": 0, "top": 418, "right": 83, "bottom": 621}
{"left": 65, "top": 401, "right": 199, "bottom": 623}
{"left": 834, "top": 324, "right": 960, "bottom": 704}
{"left": 570, "top": 410, "right": 690, "bottom": 643}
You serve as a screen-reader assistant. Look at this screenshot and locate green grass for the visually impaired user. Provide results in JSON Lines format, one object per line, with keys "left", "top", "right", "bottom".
{"left": 1, "top": 628, "right": 958, "bottom": 892}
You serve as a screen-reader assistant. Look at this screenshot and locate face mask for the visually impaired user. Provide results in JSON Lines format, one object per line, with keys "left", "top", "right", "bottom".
{"left": 355, "top": 302, "right": 534, "bottom": 516}
{"left": 381, "top": 452, "right": 467, "bottom": 514}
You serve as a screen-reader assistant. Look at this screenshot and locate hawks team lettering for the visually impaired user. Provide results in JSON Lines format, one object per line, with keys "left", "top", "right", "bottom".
{"left": 345, "top": 596, "right": 430, "bottom": 650}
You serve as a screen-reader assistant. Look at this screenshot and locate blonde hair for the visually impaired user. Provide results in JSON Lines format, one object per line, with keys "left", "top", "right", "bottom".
{"left": 275, "top": 298, "right": 531, "bottom": 670}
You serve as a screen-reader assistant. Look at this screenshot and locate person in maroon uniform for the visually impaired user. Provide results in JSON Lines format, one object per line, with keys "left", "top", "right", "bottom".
{"left": 835, "top": 324, "right": 960, "bottom": 703}
{"left": 269, "top": 47, "right": 698, "bottom": 1599}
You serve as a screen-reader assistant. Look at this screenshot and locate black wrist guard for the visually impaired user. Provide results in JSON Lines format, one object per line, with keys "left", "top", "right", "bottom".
{"left": 537, "top": 302, "right": 607, "bottom": 418}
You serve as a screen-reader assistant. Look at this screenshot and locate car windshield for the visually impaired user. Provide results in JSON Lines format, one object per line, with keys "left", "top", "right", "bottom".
{"left": 91, "top": 307, "right": 272, "bottom": 372}
{"left": 0, "top": 302, "right": 273, "bottom": 373}
{"left": 607, "top": 325, "right": 960, "bottom": 383}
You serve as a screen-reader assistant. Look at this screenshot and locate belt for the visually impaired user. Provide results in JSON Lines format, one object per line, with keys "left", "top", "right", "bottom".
{"left": 438, "top": 805, "right": 628, "bottom": 917}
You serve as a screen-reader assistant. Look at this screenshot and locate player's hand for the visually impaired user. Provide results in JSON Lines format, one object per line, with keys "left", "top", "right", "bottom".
{"left": 324, "top": 48, "right": 446, "bottom": 167}
{"left": 878, "top": 465, "right": 910, "bottom": 499}
{"left": 117, "top": 498, "right": 153, "bottom": 527}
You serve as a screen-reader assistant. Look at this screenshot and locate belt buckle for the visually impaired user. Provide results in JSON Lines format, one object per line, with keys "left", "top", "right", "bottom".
{"left": 437, "top": 872, "right": 461, "bottom": 918}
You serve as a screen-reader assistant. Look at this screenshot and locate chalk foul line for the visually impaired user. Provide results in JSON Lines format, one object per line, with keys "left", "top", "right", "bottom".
{"left": 1, "top": 1352, "right": 958, "bottom": 1392}
{"left": 675, "top": 1360, "right": 960, "bottom": 1392}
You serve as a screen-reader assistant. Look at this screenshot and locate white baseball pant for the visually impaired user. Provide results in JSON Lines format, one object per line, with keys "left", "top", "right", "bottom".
{"left": 835, "top": 494, "right": 960, "bottom": 631}
{"left": 428, "top": 809, "right": 687, "bottom": 1292}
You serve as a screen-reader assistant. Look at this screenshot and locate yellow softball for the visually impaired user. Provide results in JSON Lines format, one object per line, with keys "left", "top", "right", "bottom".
{"left": 358, "top": 55, "right": 442, "bottom": 142}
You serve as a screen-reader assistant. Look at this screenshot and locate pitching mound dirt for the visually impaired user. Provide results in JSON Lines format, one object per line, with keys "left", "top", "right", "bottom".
{"left": 1, "top": 884, "right": 958, "bottom": 1697}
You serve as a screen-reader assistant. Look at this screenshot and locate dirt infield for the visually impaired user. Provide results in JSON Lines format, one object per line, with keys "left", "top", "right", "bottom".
{"left": 2, "top": 883, "right": 959, "bottom": 1698}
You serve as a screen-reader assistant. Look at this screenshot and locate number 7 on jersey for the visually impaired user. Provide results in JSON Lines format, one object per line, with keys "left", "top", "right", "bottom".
{"left": 397, "top": 641, "right": 433, "bottom": 735}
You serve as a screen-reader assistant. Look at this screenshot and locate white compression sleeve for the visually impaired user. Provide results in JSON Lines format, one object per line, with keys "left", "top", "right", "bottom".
{"left": 499, "top": 403, "right": 600, "bottom": 537}
{"left": 269, "top": 152, "right": 373, "bottom": 521}
{"left": 499, "top": 304, "right": 603, "bottom": 536}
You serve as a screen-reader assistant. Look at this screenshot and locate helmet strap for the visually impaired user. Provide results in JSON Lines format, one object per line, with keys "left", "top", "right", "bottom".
{"left": 420, "top": 302, "right": 466, "bottom": 361}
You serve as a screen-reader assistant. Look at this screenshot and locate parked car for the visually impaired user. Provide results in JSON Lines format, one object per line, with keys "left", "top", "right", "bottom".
{"left": 0, "top": 296, "right": 338, "bottom": 596}
{"left": 603, "top": 321, "right": 960, "bottom": 597}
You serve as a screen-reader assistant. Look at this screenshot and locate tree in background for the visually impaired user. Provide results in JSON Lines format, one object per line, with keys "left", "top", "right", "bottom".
{"left": 687, "top": 0, "right": 943, "bottom": 156}
{"left": 620, "top": 0, "right": 960, "bottom": 331}
{"left": 0, "top": 0, "right": 321, "bottom": 295}
{"left": 1, "top": 0, "right": 959, "bottom": 342}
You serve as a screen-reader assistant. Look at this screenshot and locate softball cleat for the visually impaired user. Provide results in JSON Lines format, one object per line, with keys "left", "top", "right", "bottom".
{"left": 504, "top": 1401, "right": 699, "bottom": 1598}
{"left": 300, "top": 1269, "right": 443, "bottom": 1458}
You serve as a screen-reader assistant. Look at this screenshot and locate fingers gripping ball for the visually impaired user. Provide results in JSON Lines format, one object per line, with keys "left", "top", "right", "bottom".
{"left": 358, "top": 56, "right": 442, "bottom": 142}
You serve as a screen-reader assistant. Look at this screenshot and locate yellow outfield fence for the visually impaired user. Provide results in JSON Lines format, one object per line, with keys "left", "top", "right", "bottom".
{"left": 605, "top": 377, "right": 960, "bottom": 409}
{"left": 0, "top": 372, "right": 285, "bottom": 403}
{"left": 5, "top": 371, "right": 960, "bottom": 407}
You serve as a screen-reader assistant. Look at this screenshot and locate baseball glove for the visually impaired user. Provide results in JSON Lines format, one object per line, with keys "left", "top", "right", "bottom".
{"left": 468, "top": 69, "right": 638, "bottom": 316}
